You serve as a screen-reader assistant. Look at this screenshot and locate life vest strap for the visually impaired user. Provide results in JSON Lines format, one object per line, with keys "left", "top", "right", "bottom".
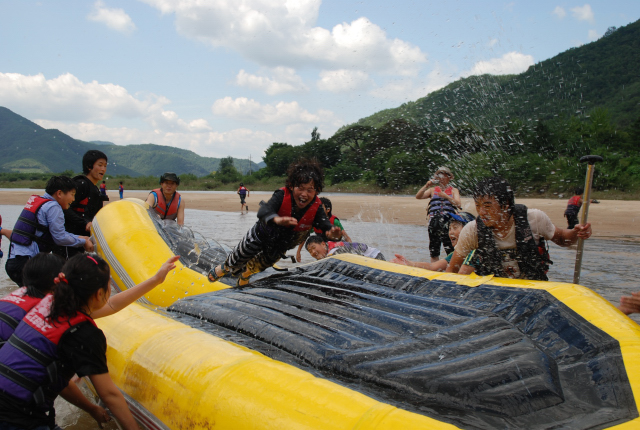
{"left": 0, "top": 362, "right": 40, "bottom": 393}
{"left": 8, "top": 335, "right": 54, "bottom": 367}
{"left": 0, "top": 311, "right": 19, "bottom": 330}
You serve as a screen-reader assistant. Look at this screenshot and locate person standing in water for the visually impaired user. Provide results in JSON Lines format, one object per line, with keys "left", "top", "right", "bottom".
{"left": 415, "top": 167, "right": 461, "bottom": 262}
{"left": 146, "top": 172, "right": 185, "bottom": 225}
{"left": 59, "top": 150, "right": 109, "bottom": 259}
{"left": 237, "top": 183, "right": 250, "bottom": 213}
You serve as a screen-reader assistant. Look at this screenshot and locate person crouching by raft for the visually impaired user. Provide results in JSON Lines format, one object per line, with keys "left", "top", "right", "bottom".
{"left": 305, "top": 235, "right": 385, "bottom": 261}
{"left": 209, "top": 158, "right": 342, "bottom": 286}
{"left": 415, "top": 167, "right": 461, "bottom": 262}
{"left": 146, "top": 172, "right": 185, "bottom": 226}
{"left": 447, "top": 177, "right": 592, "bottom": 281}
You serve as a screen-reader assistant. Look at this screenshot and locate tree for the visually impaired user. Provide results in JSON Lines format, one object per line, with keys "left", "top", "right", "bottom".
{"left": 263, "top": 142, "right": 300, "bottom": 176}
{"left": 310, "top": 127, "right": 321, "bottom": 142}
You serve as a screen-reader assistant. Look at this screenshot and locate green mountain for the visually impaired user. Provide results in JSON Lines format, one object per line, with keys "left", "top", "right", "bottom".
{"left": 0, "top": 107, "right": 262, "bottom": 176}
{"left": 350, "top": 20, "right": 640, "bottom": 132}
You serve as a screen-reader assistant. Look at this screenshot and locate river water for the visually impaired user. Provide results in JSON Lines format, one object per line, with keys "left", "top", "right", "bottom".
{"left": 1, "top": 203, "right": 639, "bottom": 428}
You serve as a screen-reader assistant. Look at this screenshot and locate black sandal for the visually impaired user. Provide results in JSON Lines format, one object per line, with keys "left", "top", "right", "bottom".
{"left": 208, "top": 264, "right": 228, "bottom": 282}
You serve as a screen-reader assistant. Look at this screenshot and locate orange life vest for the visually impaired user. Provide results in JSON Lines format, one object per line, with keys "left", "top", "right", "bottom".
{"left": 151, "top": 188, "right": 181, "bottom": 220}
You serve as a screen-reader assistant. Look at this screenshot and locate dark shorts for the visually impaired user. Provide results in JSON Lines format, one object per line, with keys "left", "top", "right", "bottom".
{"left": 239, "top": 194, "right": 246, "bottom": 204}
{"left": 5, "top": 255, "right": 30, "bottom": 286}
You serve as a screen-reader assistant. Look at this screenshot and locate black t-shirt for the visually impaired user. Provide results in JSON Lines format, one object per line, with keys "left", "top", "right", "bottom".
{"left": 0, "top": 320, "right": 108, "bottom": 428}
{"left": 63, "top": 175, "right": 106, "bottom": 236}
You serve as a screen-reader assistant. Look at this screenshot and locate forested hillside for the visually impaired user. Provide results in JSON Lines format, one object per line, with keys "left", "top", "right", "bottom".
{"left": 0, "top": 107, "right": 262, "bottom": 176}
{"left": 261, "top": 20, "right": 640, "bottom": 195}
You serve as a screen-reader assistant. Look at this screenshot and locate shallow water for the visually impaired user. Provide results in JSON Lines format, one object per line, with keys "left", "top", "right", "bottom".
{"left": 1, "top": 204, "right": 639, "bottom": 428}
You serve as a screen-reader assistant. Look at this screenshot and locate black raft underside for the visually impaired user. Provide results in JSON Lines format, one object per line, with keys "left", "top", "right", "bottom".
{"left": 168, "top": 258, "right": 638, "bottom": 430}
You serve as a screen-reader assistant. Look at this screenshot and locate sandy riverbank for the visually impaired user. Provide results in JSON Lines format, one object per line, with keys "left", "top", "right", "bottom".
{"left": 2, "top": 189, "right": 638, "bottom": 241}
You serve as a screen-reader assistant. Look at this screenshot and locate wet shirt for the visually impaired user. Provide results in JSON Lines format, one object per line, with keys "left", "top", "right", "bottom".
{"left": 0, "top": 321, "right": 108, "bottom": 428}
{"left": 455, "top": 209, "right": 555, "bottom": 279}
{"left": 64, "top": 175, "right": 105, "bottom": 236}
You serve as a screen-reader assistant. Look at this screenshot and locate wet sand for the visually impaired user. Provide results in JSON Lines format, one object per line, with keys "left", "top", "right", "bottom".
{"left": 1, "top": 189, "right": 638, "bottom": 241}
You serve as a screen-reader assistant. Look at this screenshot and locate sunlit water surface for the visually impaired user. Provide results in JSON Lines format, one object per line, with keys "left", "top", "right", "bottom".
{"left": 1, "top": 204, "right": 639, "bottom": 428}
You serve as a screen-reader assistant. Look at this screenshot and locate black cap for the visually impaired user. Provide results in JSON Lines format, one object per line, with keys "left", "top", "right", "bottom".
{"left": 160, "top": 172, "right": 180, "bottom": 185}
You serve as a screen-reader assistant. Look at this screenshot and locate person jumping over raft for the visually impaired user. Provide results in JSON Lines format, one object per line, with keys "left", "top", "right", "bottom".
{"left": 208, "top": 158, "right": 342, "bottom": 286}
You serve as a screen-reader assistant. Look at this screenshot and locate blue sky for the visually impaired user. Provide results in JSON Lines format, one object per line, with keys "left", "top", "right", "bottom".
{"left": 1, "top": 1, "right": 638, "bottom": 160}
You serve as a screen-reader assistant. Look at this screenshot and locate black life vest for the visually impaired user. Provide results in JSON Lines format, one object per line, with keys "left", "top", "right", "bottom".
{"left": 277, "top": 187, "right": 321, "bottom": 232}
{"left": 474, "top": 204, "right": 552, "bottom": 281}
{"left": 427, "top": 186, "right": 457, "bottom": 216}
{"left": 0, "top": 288, "right": 43, "bottom": 346}
{"left": 10, "top": 196, "right": 55, "bottom": 252}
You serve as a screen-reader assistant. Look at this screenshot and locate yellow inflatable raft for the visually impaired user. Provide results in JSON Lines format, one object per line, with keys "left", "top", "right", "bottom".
{"left": 92, "top": 199, "right": 640, "bottom": 429}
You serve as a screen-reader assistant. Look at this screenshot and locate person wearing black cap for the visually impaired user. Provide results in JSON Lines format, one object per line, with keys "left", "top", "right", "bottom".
{"left": 416, "top": 166, "right": 461, "bottom": 262}
{"left": 392, "top": 211, "right": 476, "bottom": 272}
{"left": 146, "top": 172, "right": 185, "bottom": 225}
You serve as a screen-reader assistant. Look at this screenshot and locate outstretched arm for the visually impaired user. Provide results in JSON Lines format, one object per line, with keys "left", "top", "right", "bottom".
{"left": 177, "top": 200, "right": 186, "bottom": 226}
{"left": 619, "top": 292, "right": 640, "bottom": 315}
{"left": 551, "top": 223, "right": 592, "bottom": 247}
{"left": 93, "top": 256, "right": 179, "bottom": 319}
{"left": 392, "top": 254, "right": 447, "bottom": 271}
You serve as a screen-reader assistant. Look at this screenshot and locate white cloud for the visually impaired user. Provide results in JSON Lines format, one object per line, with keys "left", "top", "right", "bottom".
{"left": 317, "top": 70, "right": 372, "bottom": 93}
{"left": 87, "top": 1, "right": 136, "bottom": 34}
{"left": 0, "top": 72, "right": 168, "bottom": 121}
{"left": 461, "top": 52, "right": 534, "bottom": 77}
{"left": 571, "top": 4, "right": 595, "bottom": 23}
{"left": 235, "top": 67, "right": 308, "bottom": 95}
{"left": 588, "top": 29, "right": 599, "bottom": 40}
{"left": 211, "top": 97, "right": 341, "bottom": 127}
{"left": 139, "top": 0, "right": 426, "bottom": 75}
{"left": 552, "top": 6, "right": 566, "bottom": 19}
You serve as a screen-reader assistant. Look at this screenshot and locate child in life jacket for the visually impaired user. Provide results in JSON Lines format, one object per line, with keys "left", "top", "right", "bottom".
{"left": 0, "top": 253, "right": 178, "bottom": 429}
{"left": 295, "top": 197, "right": 352, "bottom": 262}
{"left": 392, "top": 212, "right": 477, "bottom": 272}
{"left": 305, "top": 235, "right": 385, "bottom": 261}
{"left": 209, "top": 158, "right": 342, "bottom": 286}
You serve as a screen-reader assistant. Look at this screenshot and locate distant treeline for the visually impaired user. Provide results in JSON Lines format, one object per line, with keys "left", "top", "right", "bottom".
{"left": 259, "top": 110, "right": 640, "bottom": 197}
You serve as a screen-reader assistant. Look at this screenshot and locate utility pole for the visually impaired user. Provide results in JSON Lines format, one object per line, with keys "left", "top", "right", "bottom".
{"left": 249, "top": 154, "right": 252, "bottom": 175}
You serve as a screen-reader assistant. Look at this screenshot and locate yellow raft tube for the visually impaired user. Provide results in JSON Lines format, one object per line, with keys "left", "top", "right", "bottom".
{"left": 92, "top": 199, "right": 640, "bottom": 429}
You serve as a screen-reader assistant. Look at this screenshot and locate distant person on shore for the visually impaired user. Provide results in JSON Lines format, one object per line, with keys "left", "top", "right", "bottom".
{"left": 119, "top": 181, "right": 124, "bottom": 199}
{"left": 146, "top": 172, "right": 185, "bottom": 225}
{"left": 447, "top": 177, "right": 592, "bottom": 281}
{"left": 208, "top": 158, "right": 341, "bottom": 286}
{"left": 59, "top": 150, "right": 109, "bottom": 259}
{"left": 99, "top": 181, "right": 107, "bottom": 197}
{"left": 5, "top": 176, "right": 94, "bottom": 285}
{"left": 416, "top": 167, "right": 461, "bottom": 262}
{"left": 393, "top": 212, "right": 476, "bottom": 272}
{"left": 305, "top": 235, "right": 385, "bottom": 261}
{"left": 564, "top": 187, "right": 599, "bottom": 229}
{"left": 237, "top": 183, "right": 249, "bottom": 213}
{"left": 296, "top": 197, "right": 352, "bottom": 262}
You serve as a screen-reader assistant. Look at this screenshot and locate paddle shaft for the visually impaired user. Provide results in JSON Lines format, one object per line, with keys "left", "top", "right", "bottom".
{"left": 573, "top": 157, "right": 601, "bottom": 284}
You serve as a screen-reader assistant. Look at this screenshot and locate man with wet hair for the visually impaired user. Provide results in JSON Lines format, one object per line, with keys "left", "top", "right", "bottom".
{"left": 447, "top": 177, "right": 592, "bottom": 281}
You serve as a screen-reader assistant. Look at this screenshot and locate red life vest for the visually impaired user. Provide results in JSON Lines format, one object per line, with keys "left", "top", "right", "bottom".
{"left": 0, "top": 295, "right": 96, "bottom": 411}
{"left": 277, "top": 187, "right": 321, "bottom": 232}
{"left": 568, "top": 195, "right": 582, "bottom": 207}
{"left": 151, "top": 188, "right": 181, "bottom": 220}
{"left": 0, "top": 287, "right": 43, "bottom": 343}
{"left": 314, "top": 215, "right": 337, "bottom": 235}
